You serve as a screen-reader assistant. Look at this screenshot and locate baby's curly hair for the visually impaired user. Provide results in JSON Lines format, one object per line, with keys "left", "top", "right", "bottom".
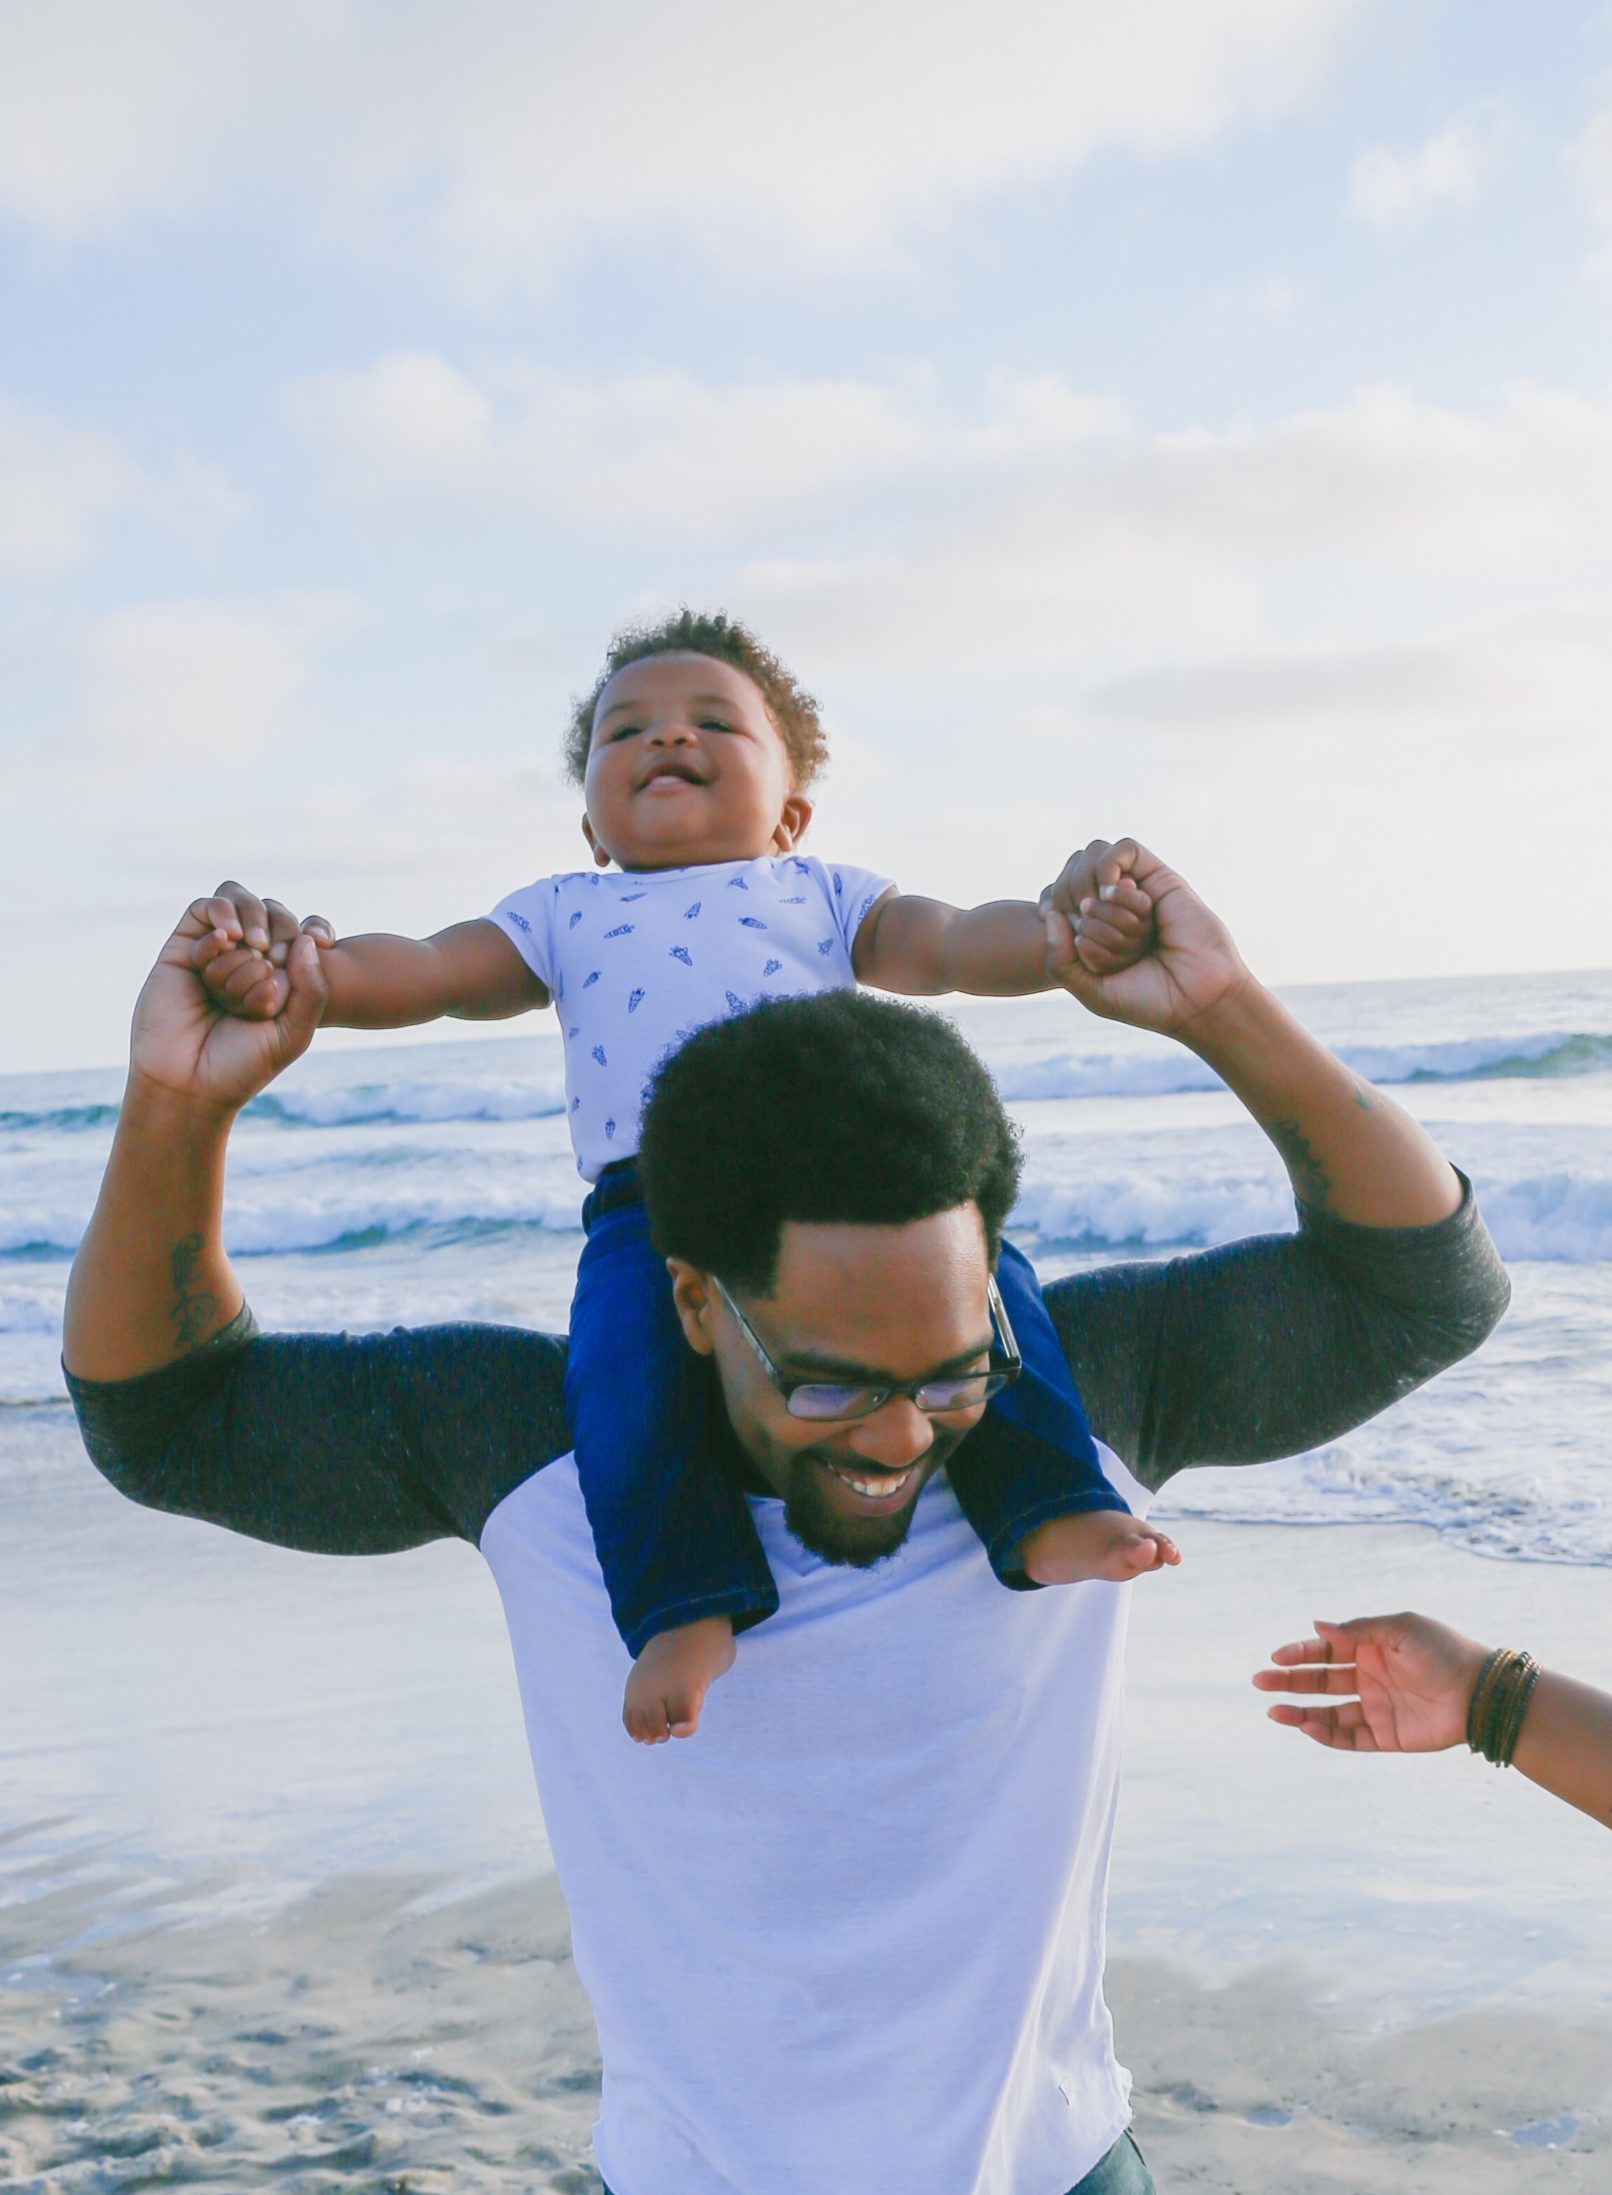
{"left": 563, "top": 609, "right": 828, "bottom": 791}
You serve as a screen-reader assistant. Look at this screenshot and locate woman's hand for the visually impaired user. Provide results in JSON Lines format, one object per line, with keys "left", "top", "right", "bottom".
{"left": 1253, "top": 1613, "right": 1489, "bottom": 1754}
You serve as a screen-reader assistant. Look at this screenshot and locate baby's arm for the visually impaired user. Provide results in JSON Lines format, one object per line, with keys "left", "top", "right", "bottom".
{"left": 308, "top": 920, "right": 548, "bottom": 1027}
{"left": 853, "top": 838, "right": 1153, "bottom": 997}
{"left": 193, "top": 884, "right": 547, "bottom": 1028}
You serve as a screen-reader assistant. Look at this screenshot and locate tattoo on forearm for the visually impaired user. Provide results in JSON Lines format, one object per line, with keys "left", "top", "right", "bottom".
{"left": 168, "top": 1233, "right": 218, "bottom": 1353}
{"left": 1267, "top": 1119, "right": 1333, "bottom": 1211}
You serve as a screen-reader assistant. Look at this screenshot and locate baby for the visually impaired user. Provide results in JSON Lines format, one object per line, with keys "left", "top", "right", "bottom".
{"left": 197, "top": 609, "right": 1178, "bottom": 1742}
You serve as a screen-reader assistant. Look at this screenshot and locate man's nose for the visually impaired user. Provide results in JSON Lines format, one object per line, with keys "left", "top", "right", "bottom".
{"left": 844, "top": 1396, "right": 934, "bottom": 1472}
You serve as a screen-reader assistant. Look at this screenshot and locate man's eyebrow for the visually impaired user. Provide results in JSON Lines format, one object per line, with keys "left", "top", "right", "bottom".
{"left": 778, "top": 1335, "right": 994, "bottom": 1382}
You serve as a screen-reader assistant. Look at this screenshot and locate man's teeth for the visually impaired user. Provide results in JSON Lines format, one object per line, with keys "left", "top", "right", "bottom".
{"left": 828, "top": 1463, "right": 914, "bottom": 1500}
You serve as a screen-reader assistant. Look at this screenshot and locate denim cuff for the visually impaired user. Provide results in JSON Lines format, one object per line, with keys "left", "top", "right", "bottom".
{"left": 978, "top": 1486, "right": 1130, "bottom": 1591}
{"left": 621, "top": 1582, "right": 780, "bottom": 1660}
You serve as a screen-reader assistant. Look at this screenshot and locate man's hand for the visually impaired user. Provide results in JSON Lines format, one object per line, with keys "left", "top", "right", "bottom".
{"left": 1041, "top": 839, "right": 1251, "bottom": 1039}
{"left": 1252, "top": 1614, "right": 1487, "bottom": 1755}
{"left": 131, "top": 884, "right": 331, "bottom": 1115}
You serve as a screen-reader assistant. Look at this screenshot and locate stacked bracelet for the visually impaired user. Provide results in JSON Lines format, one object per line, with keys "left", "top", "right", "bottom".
{"left": 1466, "top": 1647, "right": 1542, "bottom": 1767}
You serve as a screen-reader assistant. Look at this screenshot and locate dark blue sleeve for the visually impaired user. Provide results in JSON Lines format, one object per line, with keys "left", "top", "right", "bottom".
{"left": 65, "top": 1305, "right": 571, "bottom": 1553}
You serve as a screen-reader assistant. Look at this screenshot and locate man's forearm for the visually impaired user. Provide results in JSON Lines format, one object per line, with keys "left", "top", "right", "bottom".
{"left": 1181, "top": 978, "right": 1460, "bottom": 1228}
{"left": 63, "top": 1079, "right": 244, "bottom": 1380}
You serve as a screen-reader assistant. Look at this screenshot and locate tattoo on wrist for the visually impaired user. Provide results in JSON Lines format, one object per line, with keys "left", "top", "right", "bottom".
{"left": 1268, "top": 1119, "right": 1333, "bottom": 1211}
{"left": 168, "top": 1232, "right": 218, "bottom": 1353}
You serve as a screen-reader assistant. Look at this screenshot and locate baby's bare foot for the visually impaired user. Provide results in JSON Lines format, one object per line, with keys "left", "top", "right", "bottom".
{"left": 1021, "top": 1509, "right": 1181, "bottom": 1586}
{"left": 623, "top": 1616, "right": 737, "bottom": 1744}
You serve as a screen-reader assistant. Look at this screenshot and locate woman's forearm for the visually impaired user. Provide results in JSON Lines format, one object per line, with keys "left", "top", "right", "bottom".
{"left": 63, "top": 1078, "right": 243, "bottom": 1381}
{"left": 1511, "top": 1668, "right": 1612, "bottom": 1828}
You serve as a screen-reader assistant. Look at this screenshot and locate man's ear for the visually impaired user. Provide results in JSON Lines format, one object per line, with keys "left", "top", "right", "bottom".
{"left": 581, "top": 815, "right": 613, "bottom": 869}
{"left": 771, "top": 793, "right": 813, "bottom": 854}
{"left": 666, "top": 1259, "right": 717, "bottom": 1355}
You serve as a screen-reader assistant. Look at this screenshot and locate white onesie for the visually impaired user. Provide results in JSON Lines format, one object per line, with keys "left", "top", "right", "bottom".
{"left": 490, "top": 854, "right": 891, "bottom": 1179}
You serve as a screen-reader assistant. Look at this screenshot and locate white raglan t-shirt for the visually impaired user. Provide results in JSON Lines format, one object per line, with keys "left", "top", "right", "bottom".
{"left": 490, "top": 855, "right": 892, "bottom": 1179}
{"left": 479, "top": 1441, "right": 1146, "bottom": 2195}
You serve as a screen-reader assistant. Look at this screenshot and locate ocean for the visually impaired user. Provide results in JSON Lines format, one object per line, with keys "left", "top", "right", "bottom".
{"left": 6, "top": 968, "right": 1612, "bottom": 2189}
{"left": 7, "top": 965, "right": 1612, "bottom": 1551}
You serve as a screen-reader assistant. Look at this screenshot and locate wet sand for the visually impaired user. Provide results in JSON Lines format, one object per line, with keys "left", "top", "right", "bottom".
{"left": 2, "top": 1867, "right": 600, "bottom": 2194}
{"left": 6, "top": 1864, "right": 1610, "bottom": 2192}
{"left": 1115, "top": 1960, "right": 1612, "bottom": 2192}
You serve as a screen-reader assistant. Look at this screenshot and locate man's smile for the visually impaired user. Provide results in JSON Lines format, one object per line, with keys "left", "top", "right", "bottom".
{"left": 818, "top": 1457, "right": 922, "bottom": 1508}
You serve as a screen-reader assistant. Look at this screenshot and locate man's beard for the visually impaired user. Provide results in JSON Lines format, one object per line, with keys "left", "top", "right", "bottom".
{"left": 779, "top": 1454, "right": 928, "bottom": 1569}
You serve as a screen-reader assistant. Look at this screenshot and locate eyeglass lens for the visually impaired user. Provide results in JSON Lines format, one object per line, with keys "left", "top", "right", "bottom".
{"left": 785, "top": 1371, "right": 1013, "bottom": 1422}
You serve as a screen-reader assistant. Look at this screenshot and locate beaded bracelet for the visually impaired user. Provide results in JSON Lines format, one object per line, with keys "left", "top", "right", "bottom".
{"left": 1466, "top": 1646, "right": 1541, "bottom": 1767}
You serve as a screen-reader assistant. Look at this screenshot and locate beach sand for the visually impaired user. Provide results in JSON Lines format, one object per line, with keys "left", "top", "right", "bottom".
{"left": 5, "top": 1867, "right": 1610, "bottom": 2193}
{"left": 1116, "top": 1962, "right": 1612, "bottom": 2191}
{"left": 7, "top": 1484, "right": 1612, "bottom": 2191}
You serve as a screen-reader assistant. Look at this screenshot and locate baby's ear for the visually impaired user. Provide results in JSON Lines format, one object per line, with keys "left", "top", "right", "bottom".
{"left": 580, "top": 814, "right": 613, "bottom": 869}
{"left": 774, "top": 792, "right": 813, "bottom": 852}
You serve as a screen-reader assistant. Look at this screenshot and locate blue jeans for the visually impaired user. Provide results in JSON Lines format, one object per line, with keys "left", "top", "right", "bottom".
{"left": 600, "top": 2127, "right": 1154, "bottom": 2195}
{"left": 1070, "top": 2129, "right": 1156, "bottom": 2193}
{"left": 566, "top": 1163, "right": 1127, "bottom": 1657}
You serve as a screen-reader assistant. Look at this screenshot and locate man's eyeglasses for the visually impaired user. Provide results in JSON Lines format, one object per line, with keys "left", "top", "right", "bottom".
{"left": 711, "top": 1274, "right": 1022, "bottom": 1423}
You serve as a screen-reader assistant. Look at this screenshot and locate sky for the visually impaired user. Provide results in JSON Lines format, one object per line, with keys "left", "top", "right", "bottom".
{"left": 3, "top": 0, "right": 1612, "bottom": 1073}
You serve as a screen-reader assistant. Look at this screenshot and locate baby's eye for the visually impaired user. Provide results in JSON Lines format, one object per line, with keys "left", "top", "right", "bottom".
{"left": 699, "top": 717, "right": 733, "bottom": 733}
{"left": 608, "top": 723, "right": 643, "bottom": 742}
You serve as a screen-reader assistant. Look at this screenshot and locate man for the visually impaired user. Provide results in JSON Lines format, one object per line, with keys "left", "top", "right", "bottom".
{"left": 65, "top": 844, "right": 1508, "bottom": 2195}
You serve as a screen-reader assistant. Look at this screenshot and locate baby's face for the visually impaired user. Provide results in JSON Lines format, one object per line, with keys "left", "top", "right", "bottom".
{"left": 582, "top": 653, "right": 810, "bottom": 872}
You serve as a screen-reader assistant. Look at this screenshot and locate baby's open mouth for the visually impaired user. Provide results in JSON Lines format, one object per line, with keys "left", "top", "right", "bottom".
{"left": 639, "top": 762, "right": 707, "bottom": 789}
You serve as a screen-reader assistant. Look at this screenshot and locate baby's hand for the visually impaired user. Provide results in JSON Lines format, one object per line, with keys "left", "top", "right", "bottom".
{"left": 190, "top": 883, "right": 334, "bottom": 1020}
{"left": 1040, "top": 838, "right": 1155, "bottom": 977}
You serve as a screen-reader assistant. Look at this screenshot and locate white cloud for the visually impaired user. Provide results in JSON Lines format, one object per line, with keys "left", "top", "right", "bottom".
{"left": 1575, "top": 101, "right": 1612, "bottom": 278}
{"left": 1087, "top": 600, "right": 1612, "bottom": 743}
{"left": 288, "top": 363, "right": 1612, "bottom": 630}
{"left": 1348, "top": 110, "right": 1510, "bottom": 226}
{"left": 283, "top": 355, "right": 1124, "bottom": 538}
{"left": 0, "top": 393, "right": 244, "bottom": 576}
{"left": 279, "top": 358, "right": 1612, "bottom": 723}
{"left": 13, "top": 596, "right": 365, "bottom": 792}
{"left": 696, "top": 379, "right": 1612, "bottom": 684}
{"left": 0, "top": 0, "right": 1368, "bottom": 286}
{"left": 0, "top": 2, "right": 286, "bottom": 239}
{"left": 0, "top": 399, "right": 138, "bottom": 574}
